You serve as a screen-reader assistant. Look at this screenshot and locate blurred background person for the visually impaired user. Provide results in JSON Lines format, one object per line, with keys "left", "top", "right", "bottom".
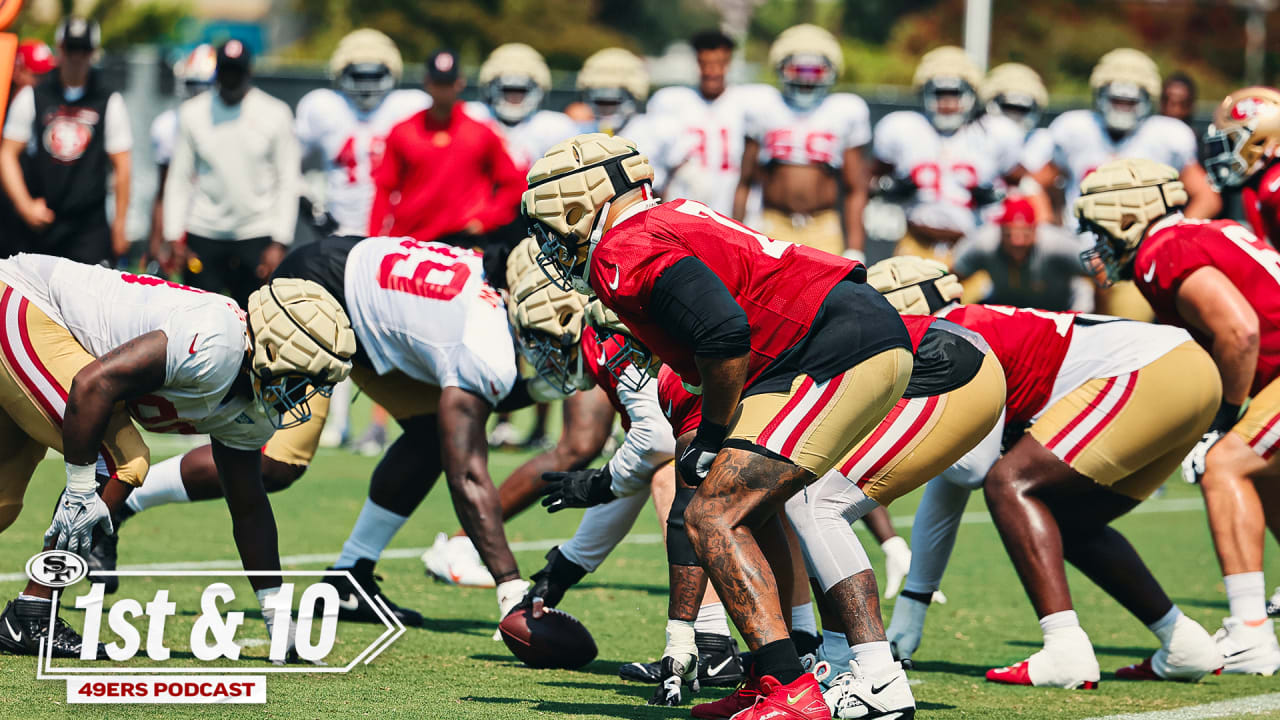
{"left": 162, "top": 39, "right": 300, "bottom": 308}
{"left": 0, "top": 17, "right": 131, "bottom": 266}
{"left": 0, "top": 40, "right": 55, "bottom": 259}
{"left": 1161, "top": 71, "right": 1197, "bottom": 128}
{"left": 474, "top": 42, "right": 577, "bottom": 174}
{"left": 950, "top": 194, "right": 1094, "bottom": 311}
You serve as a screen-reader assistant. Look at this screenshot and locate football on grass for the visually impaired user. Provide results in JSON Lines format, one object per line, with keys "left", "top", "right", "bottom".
{"left": 499, "top": 606, "right": 598, "bottom": 669}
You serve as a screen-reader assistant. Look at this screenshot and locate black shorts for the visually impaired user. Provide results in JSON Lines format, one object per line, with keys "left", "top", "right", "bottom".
{"left": 184, "top": 234, "right": 273, "bottom": 309}
{"left": 903, "top": 318, "right": 987, "bottom": 398}
{"left": 29, "top": 208, "right": 111, "bottom": 266}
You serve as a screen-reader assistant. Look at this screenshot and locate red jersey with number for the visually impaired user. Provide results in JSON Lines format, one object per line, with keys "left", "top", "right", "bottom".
{"left": 591, "top": 199, "right": 865, "bottom": 389}
{"left": 936, "top": 303, "right": 1075, "bottom": 423}
{"left": 580, "top": 325, "right": 630, "bottom": 431}
{"left": 1244, "top": 162, "right": 1280, "bottom": 247}
{"left": 1134, "top": 216, "right": 1280, "bottom": 394}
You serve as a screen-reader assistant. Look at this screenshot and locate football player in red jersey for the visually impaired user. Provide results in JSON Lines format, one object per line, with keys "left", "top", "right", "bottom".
{"left": 872, "top": 255, "right": 1224, "bottom": 688}
{"left": 1202, "top": 87, "right": 1280, "bottom": 245}
{"left": 527, "top": 133, "right": 914, "bottom": 720}
{"left": 1079, "top": 157, "right": 1280, "bottom": 674}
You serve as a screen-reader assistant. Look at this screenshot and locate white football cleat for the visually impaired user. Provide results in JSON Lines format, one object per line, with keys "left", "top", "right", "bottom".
{"left": 421, "top": 533, "right": 496, "bottom": 588}
{"left": 986, "top": 630, "right": 1101, "bottom": 689}
{"left": 1214, "top": 617, "right": 1280, "bottom": 676}
{"left": 822, "top": 662, "right": 916, "bottom": 719}
{"left": 886, "top": 595, "right": 928, "bottom": 666}
{"left": 1116, "top": 615, "right": 1221, "bottom": 681}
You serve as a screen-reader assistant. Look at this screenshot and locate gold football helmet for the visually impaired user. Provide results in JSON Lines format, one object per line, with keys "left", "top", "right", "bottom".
{"left": 480, "top": 43, "right": 551, "bottom": 125}
{"left": 913, "top": 46, "right": 983, "bottom": 133}
{"left": 506, "top": 236, "right": 593, "bottom": 396}
{"left": 768, "top": 24, "right": 843, "bottom": 111}
{"left": 1203, "top": 86, "right": 1280, "bottom": 189}
{"left": 1090, "top": 48, "right": 1161, "bottom": 134}
{"left": 577, "top": 48, "right": 648, "bottom": 131}
{"left": 982, "top": 62, "right": 1048, "bottom": 134}
{"left": 1075, "top": 158, "right": 1188, "bottom": 286}
{"left": 329, "top": 29, "right": 402, "bottom": 113}
{"left": 523, "top": 133, "right": 654, "bottom": 294}
{"left": 867, "top": 256, "right": 964, "bottom": 315}
{"left": 247, "top": 278, "right": 356, "bottom": 429}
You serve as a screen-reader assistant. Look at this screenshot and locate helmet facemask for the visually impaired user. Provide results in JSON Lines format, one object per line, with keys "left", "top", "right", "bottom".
{"left": 593, "top": 327, "right": 660, "bottom": 393}
{"left": 487, "top": 75, "right": 543, "bottom": 125}
{"left": 1077, "top": 216, "right": 1136, "bottom": 288}
{"left": 584, "top": 87, "right": 637, "bottom": 133}
{"left": 1202, "top": 123, "right": 1257, "bottom": 190}
{"left": 1096, "top": 82, "right": 1151, "bottom": 134}
{"left": 989, "top": 93, "right": 1040, "bottom": 134}
{"left": 252, "top": 371, "right": 335, "bottom": 430}
{"left": 922, "top": 77, "right": 975, "bottom": 133}
{"left": 516, "top": 326, "right": 589, "bottom": 397}
{"left": 778, "top": 54, "right": 835, "bottom": 111}
{"left": 338, "top": 62, "right": 394, "bottom": 113}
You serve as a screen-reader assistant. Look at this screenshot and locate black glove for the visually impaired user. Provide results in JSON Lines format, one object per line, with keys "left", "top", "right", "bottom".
{"left": 970, "top": 183, "right": 1006, "bottom": 208}
{"left": 873, "top": 174, "right": 918, "bottom": 201}
{"left": 517, "top": 546, "right": 589, "bottom": 617}
{"left": 540, "top": 466, "right": 616, "bottom": 512}
{"left": 677, "top": 421, "right": 727, "bottom": 486}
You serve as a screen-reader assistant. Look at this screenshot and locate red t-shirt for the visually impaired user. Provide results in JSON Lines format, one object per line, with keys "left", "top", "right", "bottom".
{"left": 590, "top": 199, "right": 857, "bottom": 388}
{"left": 936, "top": 304, "right": 1075, "bottom": 423}
{"left": 368, "top": 104, "right": 524, "bottom": 242}
{"left": 1243, "top": 162, "right": 1280, "bottom": 247}
{"left": 580, "top": 325, "right": 631, "bottom": 431}
{"left": 1134, "top": 217, "right": 1280, "bottom": 394}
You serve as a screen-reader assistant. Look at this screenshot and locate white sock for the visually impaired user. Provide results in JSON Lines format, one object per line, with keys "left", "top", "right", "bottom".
{"left": 665, "top": 618, "right": 697, "bottom": 658}
{"left": 335, "top": 499, "right": 408, "bottom": 568}
{"left": 850, "top": 640, "right": 896, "bottom": 676}
{"left": 822, "top": 629, "right": 854, "bottom": 676}
{"left": 1147, "top": 605, "right": 1181, "bottom": 648}
{"left": 1225, "top": 572, "right": 1267, "bottom": 622}
{"left": 791, "top": 602, "right": 818, "bottom": 637}
{"left": 124, "top": 455, "right": 189, "bottom": 513}
{"left": 694, "top": 602, "right": 731, "bottom": 637}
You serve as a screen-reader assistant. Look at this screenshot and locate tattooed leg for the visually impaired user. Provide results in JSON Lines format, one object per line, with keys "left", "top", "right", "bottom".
{"left": 826, "top": 570, "right": 886, "bottom": 646}
{"left": 669, "top": 564, "right": 708, "bottom": 622}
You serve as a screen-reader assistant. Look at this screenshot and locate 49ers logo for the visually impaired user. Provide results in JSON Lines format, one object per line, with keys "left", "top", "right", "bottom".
{"left": 1230, "top": 96, "right": 1275, "bottom": 121}
{"left": 42, "top": 107, "right": 99, "bottom": 163}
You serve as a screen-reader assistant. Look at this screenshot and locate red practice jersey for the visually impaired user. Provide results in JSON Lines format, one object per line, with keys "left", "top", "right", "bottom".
{"left": 580, "top": 325, "right": 630, "bottom": 431}
{"left": 1244, "top": 162, "right": 1280, "bottom": 247}
{"left": 936, "top": 304, "right": 1075, "bottom": 423}
{"left": 1135, "top": 216, "right": 1280, "bottom": 394}
{"left": 591, "top": 199, "right": 858, "bottom": 388}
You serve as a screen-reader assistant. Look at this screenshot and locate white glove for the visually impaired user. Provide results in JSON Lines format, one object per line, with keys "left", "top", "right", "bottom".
{"left": 1181, "top": 430, "right": 1223, "bottom": 484}
{"left": 494, "top": 578, "right": 531, "bottom": 640}
{"left": 886, "top": 595, "right": 929, "bottom": 666}
{"left": 881, "top": 536, "right": 911, "bottom": 599}
{"left": 44, "top": 463, "right": 110, "bottom": 558}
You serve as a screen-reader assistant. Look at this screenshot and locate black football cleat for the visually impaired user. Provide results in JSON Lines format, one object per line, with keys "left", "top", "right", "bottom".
{"left": 325, "top": 559, "right": 423, "bottom": 627}
{"left": 88, "top": 527, "right": 120, "bottom": 595}
{"left": 620, "top": 632, "right": 745, "bottom": 687}
{"left": 0, "top": 598, "right": 105, "bottom": 658}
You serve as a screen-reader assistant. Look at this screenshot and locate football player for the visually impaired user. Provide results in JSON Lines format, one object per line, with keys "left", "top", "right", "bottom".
{"left": 528, "top": 133, "right": 914, "bottom": 720}
{"left": 97, "top": 235, "right": 527, "bottom": 631}
{"left": 0, "top": 255, "right": 352, "bottom": 659}
{"left": 981, "top": 63, "right": 1057, "bottom": 219}
{"left": 147, "top": 44, "right": 216, "bottom": 274}
{"left": 1202, "top": 87, "right": 1280, "bottom": 245}
{"left": 1078, "top": 158, "right": 1280, "bottom": 674}
{"left": 474, "top": 43, "right": 579, "bottom": 174}
{"left": 873, "top": 47, "right": 1028, "bottom": 286}
{"left": 731, "top": 24, "right": 871, "bottom": 259}
{"left": 576, "top": 48, "right": 678, "bottom": 188}
{"left": 872, "top": 255, "right": 1223, "bottom": 687}
{"left": 1027, "top": 48, "right": 1220, "bottom": 320}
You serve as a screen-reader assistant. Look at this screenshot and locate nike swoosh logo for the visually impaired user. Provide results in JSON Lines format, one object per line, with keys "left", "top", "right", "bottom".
{"left": 706, "top": 657, "right": 734, "bottom": 676}
{"left": 188, "top": 335, "right": 199, "bottom": 354}
{"left": 786, "top": 687, "right": 810, "bottom": 705}
{"left": 4, "top": 618, "right": 21, "bottom": 642}
{"left": 1269, "top": 175, "right": 1280, "bottom": 194}
{"left": 607, "top": 265, "right": 621, "bottom": 290}
{"left": 871, "top": 676, "right": 898, "bottom": 694}
{"left": 597, "top": 348, "right": 609, "bottom": 366}
{"left": 337, "top": 594, "right": 360, "bottom": 612}
{"left": 1225, "top": 648, "right": 1254, "bottom": 658}
{"left": 1142, "top": 264, "right": 1155, "bottom": 283}
{"left": 664, "top": 400, "right": 673, "bottom": 418}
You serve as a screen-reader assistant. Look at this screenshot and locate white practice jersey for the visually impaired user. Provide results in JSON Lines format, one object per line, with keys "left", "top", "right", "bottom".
{"left": 0, "top": 255, "right": 274, "bottom": 450}
{"left": 343, "top": 237, "right": 517, "bottom": 406}
{"left": 150, "top": 108, "right": 179, "bottom": 167}
{"left": 747, "top": 91, "right": 871, "bottom": 172}
{"left": 484, "top": 109, "right": 580, "bottom": 174}
{"left": 295, "top": 89, "right": 430, "bottom": 235}
{"left": 1034, "top": 110, "right": 1199, "bottom": 227}
{"left": 874, "top": 111, "right": 1025, "bottom": 236}
{"left": 650, "top": 84, "right": 777, "bottom": 216}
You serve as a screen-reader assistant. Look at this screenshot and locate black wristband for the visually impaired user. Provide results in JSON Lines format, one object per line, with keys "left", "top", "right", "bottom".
{"left": 1210, "top": 402, "right": 1243, "bottom": 434}
{"left": 900, "top": 589, "right": 933, "bottom": 605}
{"left": 695, "top": 420, "right": 728, "bottom": 449}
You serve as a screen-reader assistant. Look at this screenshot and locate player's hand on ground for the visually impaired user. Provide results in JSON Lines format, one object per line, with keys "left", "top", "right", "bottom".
{"left": 44, "top": 487, "right": 113, "bottom": 558}
{"left": 539, "top": 467, "right": 615, "bottom": 512}
{"left": 647, "top": 654, "right": 698, "bottom": 706}
{"left": 1180, "top": 430, "right": 1223, "bottom": 484}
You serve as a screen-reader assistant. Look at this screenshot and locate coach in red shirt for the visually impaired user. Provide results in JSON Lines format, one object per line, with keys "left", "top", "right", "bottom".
{"left": 369, "top": 50, "right": 523, "bottom": 244}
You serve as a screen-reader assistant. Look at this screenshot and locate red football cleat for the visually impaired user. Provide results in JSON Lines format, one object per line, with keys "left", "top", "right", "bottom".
{"left": 691, "top": 673, "right": 762, "bottom": 719}
{"left": 985, "top": 659, "right": 1099, "bottom": 690}
{"left": 1115, "top": 657, "right": 1159, "bottom": 681}
{"left": 731, "top": 673, "right": 831, "bottom": 720}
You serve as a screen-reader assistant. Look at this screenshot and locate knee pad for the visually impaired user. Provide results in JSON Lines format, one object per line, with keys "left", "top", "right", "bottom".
{"left": 666, "top": 485, "right": 700, "bottom": 567}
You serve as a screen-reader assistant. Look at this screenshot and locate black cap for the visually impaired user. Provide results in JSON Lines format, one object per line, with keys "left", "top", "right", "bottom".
{"left": 55, "top": 16, "right": 100, "bottom": 52}
{"left": 426, "top": 50, "right": 459, "bottom": 84}
{"left": 217, "top": 39, "right": 253, "bottom": 73}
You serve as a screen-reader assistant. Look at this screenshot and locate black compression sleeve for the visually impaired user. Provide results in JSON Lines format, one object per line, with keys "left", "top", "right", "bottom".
{"left": 649, "top": 257, "right": 751, "bottom": 358}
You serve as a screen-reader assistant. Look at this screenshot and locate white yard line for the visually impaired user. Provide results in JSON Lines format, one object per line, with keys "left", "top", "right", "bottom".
{"left": 1083, "top": 692, "right": 1280, "bottom": 719}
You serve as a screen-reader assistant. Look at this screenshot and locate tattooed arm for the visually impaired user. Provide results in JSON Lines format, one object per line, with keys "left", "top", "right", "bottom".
{"left": 63, "top": 331, "right": 168, "bottom": 465}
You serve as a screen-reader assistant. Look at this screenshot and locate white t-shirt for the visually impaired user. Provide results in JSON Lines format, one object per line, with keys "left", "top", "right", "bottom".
{"left": 477, "top": 108, "right": 580, "bottom": 175}
{"left": 746, "top": 91, "right": 872, "bottom": 171}
{"left": 295, "top": 88, "right": 430, "bottom": 235}
{"left": 150, "top": 108, "right": 178, "bottom": 166}
{"left": 0, "top": 254, "right": 274, "bottom": 450}
{"left": 343, "top": 237, "right": 517, "bottom": 406}
{"left": 874, "top": 111, "right": 1024, "bottom": 236}
{"left": 3, "top": 85, "right": 132, "bottom": 155}
{"left": 163, "top": 87, "right": 300, "bottom": 245}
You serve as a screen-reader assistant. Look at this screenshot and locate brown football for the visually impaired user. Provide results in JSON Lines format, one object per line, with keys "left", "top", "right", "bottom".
{"left": 498, "top": 606, "right": 598, "bottom": 669}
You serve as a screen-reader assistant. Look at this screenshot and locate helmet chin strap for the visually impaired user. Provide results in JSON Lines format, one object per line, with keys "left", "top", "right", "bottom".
{"left": 579, "top": 199, "right": 612, "bottom": 290}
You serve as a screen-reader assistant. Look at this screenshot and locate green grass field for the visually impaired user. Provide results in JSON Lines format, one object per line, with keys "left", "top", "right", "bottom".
{"left": 3, "top": 401, "right": 1280, "bottom": 719}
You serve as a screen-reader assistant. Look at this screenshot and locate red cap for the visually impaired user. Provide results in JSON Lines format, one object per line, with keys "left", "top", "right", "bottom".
{"left": 17, "top": 40, "right": 57, "bottom": 75}
{"left": 995, "top": 195, "right": 1037, "bottom": 225}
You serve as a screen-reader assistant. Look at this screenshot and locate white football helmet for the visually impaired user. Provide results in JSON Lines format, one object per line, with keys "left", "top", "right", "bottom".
{"left": 982, "top": 62, "right": 1048, "bottom": 134}
{"left": 913, "top": 46, "right": 983, "bottom": 133}
{"left": 577, "top": 48, "right": 648, "bottom": 132}
{"left": 1075, "top": 158, "right": 1188, "bottom": 286}
{"left": 246, "top": 279, "right": 357, "bottom": 429}
{"left": 506, "top": 236, "right": 592, "bottom": 397}
{"left": 1090, "top": 48, "right": 1161, "bottom": 135}
{"left": 480, "top": 43, "right": 551, "bottom": 125}
{"left": 769, "top": 24, "right": 843, "bottom": 111}
{"left": 174, "top": 44, "right": 217, "bottom": 99}
{"left": 330, "top": 29, "right": 402, "bottom": 113}
{"left": 867, "top": 256, "right": 964, "bottom": 315}
{"left": 523, "top": 132, "right": 655, "bottom": 294}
